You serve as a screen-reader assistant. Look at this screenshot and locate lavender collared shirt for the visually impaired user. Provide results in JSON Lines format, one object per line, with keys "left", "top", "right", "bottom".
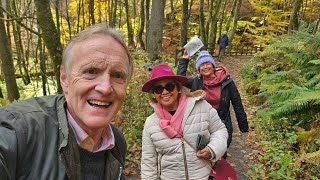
{"left": 67, "top": 110, "right": 115, "bottom": 152}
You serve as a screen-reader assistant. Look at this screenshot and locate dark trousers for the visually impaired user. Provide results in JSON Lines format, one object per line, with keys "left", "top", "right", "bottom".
{"left": 218, "top": 46, "right": 226, "bottom": 61}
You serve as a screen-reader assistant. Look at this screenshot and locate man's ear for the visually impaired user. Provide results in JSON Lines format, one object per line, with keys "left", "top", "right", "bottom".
{"left": 60, "top": 66, "right": 68, "bottom": 93}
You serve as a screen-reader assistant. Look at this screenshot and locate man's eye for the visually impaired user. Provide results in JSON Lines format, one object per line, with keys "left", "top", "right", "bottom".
{"left": 84, "top": 68, "right": 99, "bottom": 75}
{"left": 111, "top": 71, "right": 127, "bottom": 84}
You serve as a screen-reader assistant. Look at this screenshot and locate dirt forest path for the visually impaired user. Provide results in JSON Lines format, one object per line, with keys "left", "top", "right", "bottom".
{"left": 127, "top": 56, "right": 260, "bottom": 180}
{"left": 216, "top": 56, "right": 260, "bottom": 180}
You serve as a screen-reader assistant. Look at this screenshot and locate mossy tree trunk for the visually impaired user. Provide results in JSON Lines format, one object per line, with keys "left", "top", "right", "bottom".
{"left": 137, "top": 0, "right": 145, "bottom": 50}
{"left": 124, "top": 0, "right": 134, "bottom": 47}
{"left": 288, "top": 0, "right": 302, "bottom": 33}
{"left": 0, "top": 6, "right": 20, "bottom": 101}
{"left": 180, "top": 0, "right": 189, "bottom": 47}
{"left": 146, "top": 0, "right": 166, "bottom": 62}
{"left": 34, "top": 0, "right": 63, "bottom": 93}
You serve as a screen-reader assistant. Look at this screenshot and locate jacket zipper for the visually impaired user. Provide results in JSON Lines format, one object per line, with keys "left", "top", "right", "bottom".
{"left": 181, "top": 140, "right": 189, "bottom": 180}
{"left": 117, "top": 166, "right": 123, "bottom": 180}
{"left": 159, "top": 154, "right": 163, "bottom": 178}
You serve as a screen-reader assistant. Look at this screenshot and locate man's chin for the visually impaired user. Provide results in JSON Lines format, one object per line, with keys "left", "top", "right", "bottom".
{"left": 84, "top": 119, "right": 109, "bottom": 129}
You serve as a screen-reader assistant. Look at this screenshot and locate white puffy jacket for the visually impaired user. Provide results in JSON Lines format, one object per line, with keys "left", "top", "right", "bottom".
{"left": 141, "top": 91, "right": 228, "bottom": 180}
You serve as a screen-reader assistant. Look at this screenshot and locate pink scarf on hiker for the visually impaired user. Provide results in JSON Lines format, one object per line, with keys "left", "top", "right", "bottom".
{"left": 154, "top": 95, "right": 188, "bottom": 138}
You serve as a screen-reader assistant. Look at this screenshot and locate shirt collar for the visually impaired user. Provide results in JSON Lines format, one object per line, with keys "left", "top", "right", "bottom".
{"left": 66, "top": 109, "right": 115, "bottom": 152}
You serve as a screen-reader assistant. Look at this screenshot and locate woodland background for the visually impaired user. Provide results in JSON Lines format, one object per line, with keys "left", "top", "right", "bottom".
{"left": 0, "top": 0, "right": 319, "bottom": 179}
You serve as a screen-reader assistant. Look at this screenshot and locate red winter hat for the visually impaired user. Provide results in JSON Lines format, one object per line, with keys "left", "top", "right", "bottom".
{"left": 142, "top": 64, "right": 188, "bottom": 92}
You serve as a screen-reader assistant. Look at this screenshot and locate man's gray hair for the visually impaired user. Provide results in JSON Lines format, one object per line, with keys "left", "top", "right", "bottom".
{"left": 62, "top": 23, "right": 133, "bottom": 79}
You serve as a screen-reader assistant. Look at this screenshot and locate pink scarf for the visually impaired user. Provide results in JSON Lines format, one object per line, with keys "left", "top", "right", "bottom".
{"left": 203, "top": 68, "right": 226, "bottom": 109}
{"left": 154, "top": 95, "right": 188, "bottom": 138}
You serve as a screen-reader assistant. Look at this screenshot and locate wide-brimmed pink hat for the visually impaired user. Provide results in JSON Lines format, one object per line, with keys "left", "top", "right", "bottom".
{"left": 142, "top": 64, "right": 188, "bottom": 92}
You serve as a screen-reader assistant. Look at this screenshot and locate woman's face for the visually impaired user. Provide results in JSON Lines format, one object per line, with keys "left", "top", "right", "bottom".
{"left": 151, "top": 79, "right": 179, "bottom": 111}
{"left": 199, "top": 62, "right": 215, "bottom": 77}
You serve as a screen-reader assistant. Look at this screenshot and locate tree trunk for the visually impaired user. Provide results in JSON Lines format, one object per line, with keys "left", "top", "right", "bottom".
{"left": 124, "top": 0, "right": 134, "bottom": 47}
{"left": 76, "top": 0, "right": 81, "bottom": 32}
{"left": 118, "top": 0, "right": 123, "bottom": 29}
{"left": 169, "top": 0, "right": 175, "bottom": 45}
{"left": 5, "top": 0, "right": 11, "bottom": 47}
{"left": 37, "top": 31, "right": 47, "bottom": 96}
{"left": 11, "top": 0, "right": 31, "bottom": 84}
{"left": 89, "top": 0, "right": 95, "bottom": 25}
{"left": 229, "top": 0, "right": 242, "bottom": 45}
{"left": 110, "top": 0, "right": 118, "bottom": 27}
{"left": 205, "top": 0, "right": 214, "bottom": 49}
{"left": 226, "top": 0, "right": 237, "bottom": 32}
{"left": 313, "top": 16, "right": 320, "bottom": 34}
{"left": 146, "top": 0, "right": 166, "bottom": 62}
{"left": 55, "top": 0, "right": 61, "bottom": 35}
{"left": 137, "top": 0, "right": 145, "bottom": 49}
{"left": 288, "top": 0, "right": 302, "bottom": 33}
{"left": 65, "top": 0, "right": 72, "bottom": 39}
{"left": 12, "top": 22, "right": 31, "bottom": 85}
{"left": 34, "top": 0, "right": 63, "bottom": 93}
{"left": 180, "top": 0, "right": 189, "bottom": 47}
{"left": 208, "top": 0, "right": 223, "bottom": 53}
{"left": 0, "top": 6, "right": 20, "bottom": 101}
{"left": 145, "top": 0, "right": 151, "bottom": 49}
{"left": 0, "top": 87, "right": 3, "bottom": 98}
{"left": 219, "top": 0, "right": 228, "bottom": 36}
{"left": 199, "top": 0, "right": 207, "bottom": 48}
{"left": 81, "top": 0, "right": 85, "bottom": 29}
{"left": 132, "top": 0, "right": 137, "bottom": 30}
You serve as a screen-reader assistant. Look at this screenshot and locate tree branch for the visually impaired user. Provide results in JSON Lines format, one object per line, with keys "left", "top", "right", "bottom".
{"left": 0, "top": 5, "right": 41, "bottom": 36}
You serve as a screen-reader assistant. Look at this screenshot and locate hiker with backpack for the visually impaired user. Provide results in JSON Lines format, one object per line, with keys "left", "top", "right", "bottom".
{"left": 0, "top": 24, "right": 131, "bottom": 180}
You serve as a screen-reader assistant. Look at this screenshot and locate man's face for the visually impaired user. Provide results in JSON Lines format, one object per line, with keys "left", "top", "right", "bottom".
{"left": 60, "top": 34, "right": 129, "bottom": 133}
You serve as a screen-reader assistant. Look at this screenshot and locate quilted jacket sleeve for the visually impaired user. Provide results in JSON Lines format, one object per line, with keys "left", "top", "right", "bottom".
{"left": 141, "top": 119, "right": 158, "bottom": 180}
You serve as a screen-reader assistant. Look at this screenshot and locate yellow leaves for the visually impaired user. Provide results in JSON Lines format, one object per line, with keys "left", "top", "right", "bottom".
{"left": 298, "top": 150, "right": 320, "bottom": 166}
{"left": 296, "top": 128, "right": 320, "bottom": 154}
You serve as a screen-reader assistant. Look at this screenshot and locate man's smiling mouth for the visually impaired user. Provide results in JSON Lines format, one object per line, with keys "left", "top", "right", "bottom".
{"left": 88, "top": 100, "right": 111, "bottom": 108}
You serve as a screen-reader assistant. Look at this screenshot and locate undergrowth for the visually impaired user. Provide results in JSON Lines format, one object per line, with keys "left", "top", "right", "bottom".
{"left": 242, "top": 31, "right": 320, "bottom": 179}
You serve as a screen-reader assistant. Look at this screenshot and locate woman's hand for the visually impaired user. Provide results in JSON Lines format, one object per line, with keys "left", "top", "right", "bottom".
{"left": 196, "top": 147, "right": 213, "bottom": 160}
{"left": 182, "top": 50, "right": 190, "bottom": 59}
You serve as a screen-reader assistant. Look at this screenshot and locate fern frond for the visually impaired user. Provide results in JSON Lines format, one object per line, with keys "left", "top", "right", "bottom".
{"left": 265, "top": 85, "right": 308, "bottom": 102}
{"left": 272, "top": 90, "right": 320, "bottom": 117}
{"left": 309, "top": 59, "right": 320, "bottom": 65}
{"left": 305, "top": 74, "right": 320, "bottom": 88}
{"left": 301, "top": 65, "right": 320, "bottom": 79}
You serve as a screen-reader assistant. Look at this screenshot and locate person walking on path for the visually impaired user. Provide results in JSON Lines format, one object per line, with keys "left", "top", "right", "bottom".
{"left": 141, "top": 64, "right": 228, "bottom": 180}
{"left": 0, "top": 23, "right": 132, "bottom": 180}
{"left": 217, "top": 31, "right": 229, "bottom": 61}
{"left": 177, "top": 50, "right": 249, "bottom": 157}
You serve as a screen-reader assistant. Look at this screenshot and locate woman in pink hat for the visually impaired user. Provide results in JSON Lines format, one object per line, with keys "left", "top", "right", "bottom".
{"left": 140, "top": 64, "right": 228, "bottom": 180}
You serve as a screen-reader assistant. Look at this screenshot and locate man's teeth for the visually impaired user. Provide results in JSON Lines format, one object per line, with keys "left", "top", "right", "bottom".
{"left": 88, "top": 100, "right": 111, "bottom": 106}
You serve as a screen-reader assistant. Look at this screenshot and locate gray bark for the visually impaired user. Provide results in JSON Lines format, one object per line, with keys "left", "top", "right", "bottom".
{"left": 34, "top": 0, "right": 63, "bottom": 93}
{"left": 0, "top": 5, "right": 20, "bottom": 101}
{"left": 146, "top": 0, "right": 166, "bottom": 61}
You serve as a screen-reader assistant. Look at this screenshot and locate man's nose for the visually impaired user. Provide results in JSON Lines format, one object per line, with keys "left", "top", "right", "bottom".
{"left": 95, "top": 75, "right": 113, "bottom": 95}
